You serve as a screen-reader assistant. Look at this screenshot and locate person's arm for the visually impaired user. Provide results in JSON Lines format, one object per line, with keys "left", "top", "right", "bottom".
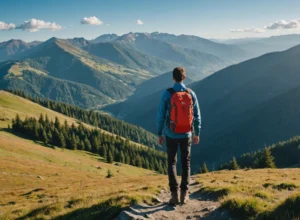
{"left": 192, "top": 92, "right": 201, "bottom": 143}
{"left": 157, "top": 91, "right": 168, "bottom": 142}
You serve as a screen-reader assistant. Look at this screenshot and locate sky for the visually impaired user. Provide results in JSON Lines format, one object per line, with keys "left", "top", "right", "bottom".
{"left": 1, "top": 0, "right": 300, "bottom": 42}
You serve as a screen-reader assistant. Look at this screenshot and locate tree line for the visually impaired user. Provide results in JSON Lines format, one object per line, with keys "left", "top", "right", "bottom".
{"left": 198, "top": 146, "right": 277, "bottom": 174}
{"left": 11, "top": 114, "right": 167, "bottom": 174}
{"left": 6, "top": 89, "right": 160, "bottom": 150}
{"left": 220, "top": 135, "right": 300, "bottom": 170}
{"left": 220, "top": 147, "right": 277, "bottom": 170}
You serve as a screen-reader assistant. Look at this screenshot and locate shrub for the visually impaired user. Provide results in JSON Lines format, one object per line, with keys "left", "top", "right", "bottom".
{"left": 273, "top": 183, "right": 298, "bottom": 191}
{"left": 106, "top": 169, "right": 113, "bottom": 178}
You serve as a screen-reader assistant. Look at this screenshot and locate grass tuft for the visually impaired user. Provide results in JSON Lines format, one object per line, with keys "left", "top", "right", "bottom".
{"left": 221, "top": 197, "right": 266, "bottom": 219}
{"left": 273, "top": 183, "right": 298, "bottom": 191}
{"left": 267, "top": 194, "right": 300, "bottom": 220}
{"left": 254, "top": 191, "right": 271, "bottom": 200}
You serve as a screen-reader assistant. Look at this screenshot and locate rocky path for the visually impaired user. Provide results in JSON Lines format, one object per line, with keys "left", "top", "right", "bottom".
{"left": 115, "top": 177, "right": 231, "bottom": 220}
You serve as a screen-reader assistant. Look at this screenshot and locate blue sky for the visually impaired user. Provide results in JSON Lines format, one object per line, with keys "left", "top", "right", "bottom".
{"left": 1, "top": 0, "right": 300, "bottom": 42}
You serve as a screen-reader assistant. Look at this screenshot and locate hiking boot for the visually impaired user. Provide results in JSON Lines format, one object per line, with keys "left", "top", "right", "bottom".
{"left": 169, "top": 191, "right": 179, "bottom": 205}
{"left": 180, "top": 190, "right": 189, "bottom": 204}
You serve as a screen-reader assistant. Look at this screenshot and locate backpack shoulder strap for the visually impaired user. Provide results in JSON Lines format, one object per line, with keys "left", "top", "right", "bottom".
{"left": 186, "top": 88, "right": 192, "bottom": 94}
{"left": 167, "top": 88, "right": 176, "bottom": 96}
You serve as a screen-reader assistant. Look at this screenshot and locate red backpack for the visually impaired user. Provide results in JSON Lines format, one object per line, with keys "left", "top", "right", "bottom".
{"left": 168, "top": 88, "right": 194, "bottom": 133}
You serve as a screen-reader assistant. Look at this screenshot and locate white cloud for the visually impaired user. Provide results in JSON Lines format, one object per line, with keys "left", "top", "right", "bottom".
{"left": 265, "top": 18, "right": 300, "bottom": 30}
{"left": 16, "top": 19, "right": 62, "bottom": 32}
{"left": 0, "top": 21, "right": 16, "bottom": 30}
{"left": 81, "top": 16, "right": 103, "bottom": 25}
{"left": 230, "top": 28, "right": 265, "bottom": 33}
{"left": 137, "top": 19, "right": 143, "bottom": 25}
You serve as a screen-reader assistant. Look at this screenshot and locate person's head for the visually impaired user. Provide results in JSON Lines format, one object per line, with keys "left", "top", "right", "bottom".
{"left": 173, "top": 67, "right": 186, "bottom": 82}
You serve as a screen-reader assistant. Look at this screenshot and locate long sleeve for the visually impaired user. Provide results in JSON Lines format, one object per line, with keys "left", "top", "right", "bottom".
{"left": 192, "top": 92, "right": 201, "bottom": 136}
{"left": 157, "top": 91, "right": 168, "bottom": 136}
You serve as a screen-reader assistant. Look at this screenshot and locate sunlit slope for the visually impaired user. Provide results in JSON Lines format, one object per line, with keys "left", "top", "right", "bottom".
{"left": 0, "top": 38, "right": 156, "bottom": 108}
{"left": 196, "top": 169, "right": 300, "bottom": 219}
{"left": 0, "top": 90, "right": 94, "bottom": 129}
{"left": 0, "top": 131, "right": 167, "bottom": 220}
{"left": 0, "top": 90, "right": 148, "bottom": 148}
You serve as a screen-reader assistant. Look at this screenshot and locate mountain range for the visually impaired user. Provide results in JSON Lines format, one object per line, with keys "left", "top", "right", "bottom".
{"left": 0, "top": 32, "right": 247, "bottom": 108}
{"left": 1, "top": 32, "right": 300, "bottom": 170}
{"left": 109, "top": 44, "right": 300, "bottom": 170}
{"left": 223, "top": 34, "right": 300, "bottom": 58}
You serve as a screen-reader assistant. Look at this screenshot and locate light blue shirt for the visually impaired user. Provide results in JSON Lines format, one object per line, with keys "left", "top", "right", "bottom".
{"left": 157, "top": 82, "right": 201, "bottom": 139}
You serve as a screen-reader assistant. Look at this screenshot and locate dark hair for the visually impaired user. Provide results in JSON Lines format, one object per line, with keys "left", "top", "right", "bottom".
{"left": 173, "top": 67, "right": 186, "bottom": 82}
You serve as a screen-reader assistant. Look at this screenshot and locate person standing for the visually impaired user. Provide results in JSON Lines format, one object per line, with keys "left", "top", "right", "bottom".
{"left": 157, "top": 67, "right": 201, "bottom": 205}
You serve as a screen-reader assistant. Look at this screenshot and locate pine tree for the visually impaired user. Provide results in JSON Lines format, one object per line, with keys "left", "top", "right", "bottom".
{"left": 230, "top": 157, "right": 240, "bottom": 170}
{"left": 38, "top": 114, "right": 44, "bottom": 125}
{"left": 120, "top": 151, "right": 125, "bottom": 163}
{"left": 136, "top": 155, "right": 143, "bottom": 167}
{"left": 45, "top": 114, "right": 50, "bottom": 125}
{"left": 70, "top": 133, "right": 78, "bottom": 150}
{"left": 100, "top": 145, "right": 107, "bottom": 158}
{"left": 12, "top": 114, "right": 21, "bottom": 131}
{"left": 58, "top": 133, "right": 66, "bottom": 148}
{"left": 39, "top": 129, "right": 48, "bottom": 144}
{"left": 47, "top": 130, "right": 52, "bottom": 143}
{"left": 263, "top": 147, "right": 276, "bottom": 168}
{"left": 91, "top": 136, "right": 100, "bottom": 153}
{"left": 107, "top": 151, "right": 114, "bottom": 163}
{"left": 84, "top": 137, "right": 92, "bottom": 152}
{"left": 125, "top": 155, "right": 131, "bottom": 164}
{"left": 144, "top": 159, "right": 150, "bottom": 169}
{"left": 33, "top": 123, "right": 39, "bottom": 140}
{"left": 200, "top": 162, "right": 209, "bottom": 173}
{"left": 54, "top": 117, "right": 60, "bottom": 129}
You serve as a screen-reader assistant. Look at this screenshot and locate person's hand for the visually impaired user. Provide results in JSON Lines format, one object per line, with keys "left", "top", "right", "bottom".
{"left": 158, "top": 136, "right": 164, "bottom": 145}
{"left": 193, "top": 136, "right": 200, "bottom": 145}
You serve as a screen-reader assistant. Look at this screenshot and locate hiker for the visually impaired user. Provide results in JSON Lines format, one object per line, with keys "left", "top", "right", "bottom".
{"left": 157, "top": 67, "right": 201, "bottom": 205}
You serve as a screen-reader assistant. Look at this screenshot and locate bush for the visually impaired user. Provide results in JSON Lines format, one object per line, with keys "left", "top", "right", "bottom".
{"left": 273, "top": 183, "right": 298, "bottom": 191}
{"left": 106, "top": 169, "right": 113, "bottom": 178}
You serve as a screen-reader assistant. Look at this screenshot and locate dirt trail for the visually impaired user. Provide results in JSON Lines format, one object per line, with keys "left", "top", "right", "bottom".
{"left": 116, "top": 177, "right": 231, "bottom": 220}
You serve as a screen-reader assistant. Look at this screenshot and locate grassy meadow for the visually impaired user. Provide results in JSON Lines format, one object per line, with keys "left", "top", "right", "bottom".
{"left": 196, "top": 169, "right": 300, "bottom": 219}
{"left": 0, "top": 91, "right": 168, "bottom": 219}
{"left": 0, "top": 131, "right": 167, "bottom": 220}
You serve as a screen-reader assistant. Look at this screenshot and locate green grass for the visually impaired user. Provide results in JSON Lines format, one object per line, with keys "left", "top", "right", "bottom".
{"left": 196, "top": 169, "right": 300, "bottom": 219}
{"left": 0, "top": 93, "right": 167, "bottom": 220}
{"left": 0, "top": 130, "right": 167, "bottom": 220}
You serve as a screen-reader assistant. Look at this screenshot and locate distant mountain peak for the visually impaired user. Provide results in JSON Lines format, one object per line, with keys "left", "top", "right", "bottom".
{"left": 45, "top": 37, "right": 60, "bottom": 44}
{"left": 92, "top": 33, "right": 119, "bottom": 43}
{"left": 1, "top": 39, "right": 27, "bottom": 47}
{"left": 117, "top": 32, "right": 153, "bottom": 43}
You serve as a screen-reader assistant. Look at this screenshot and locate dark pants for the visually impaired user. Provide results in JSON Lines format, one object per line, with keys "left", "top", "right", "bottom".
{"left": 166, "top": 136, "right": 192, "bottom": 192}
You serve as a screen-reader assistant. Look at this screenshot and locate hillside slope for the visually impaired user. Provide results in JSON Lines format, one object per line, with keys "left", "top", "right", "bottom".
{"left": 0, "top": 61, "right": 113, "bottom": 108}
{"left": 0, "top": 90, "right": 159, "bottom": 150}
{"left": 104, "top": 71, "right": 193, "bottom": 121}
{"left": 235, "top": 34, "right": 300, "bottom": 57}
{"left": 220, "top": 133, "right": 300, "bottom": 170}
{"left": 85, "top": 42, "right": 175, "bottom": 75}
{"left": 0, "top": 131, "right": 167, "bottom": 220}
{"left": 5, "top": 38, "right": 154, "bottom": 106}
{"left": 0, "top": 39, "right": 40, "bottom": 61}
{"left": 196, "top": 169, "right": 300, "bottom": 219}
